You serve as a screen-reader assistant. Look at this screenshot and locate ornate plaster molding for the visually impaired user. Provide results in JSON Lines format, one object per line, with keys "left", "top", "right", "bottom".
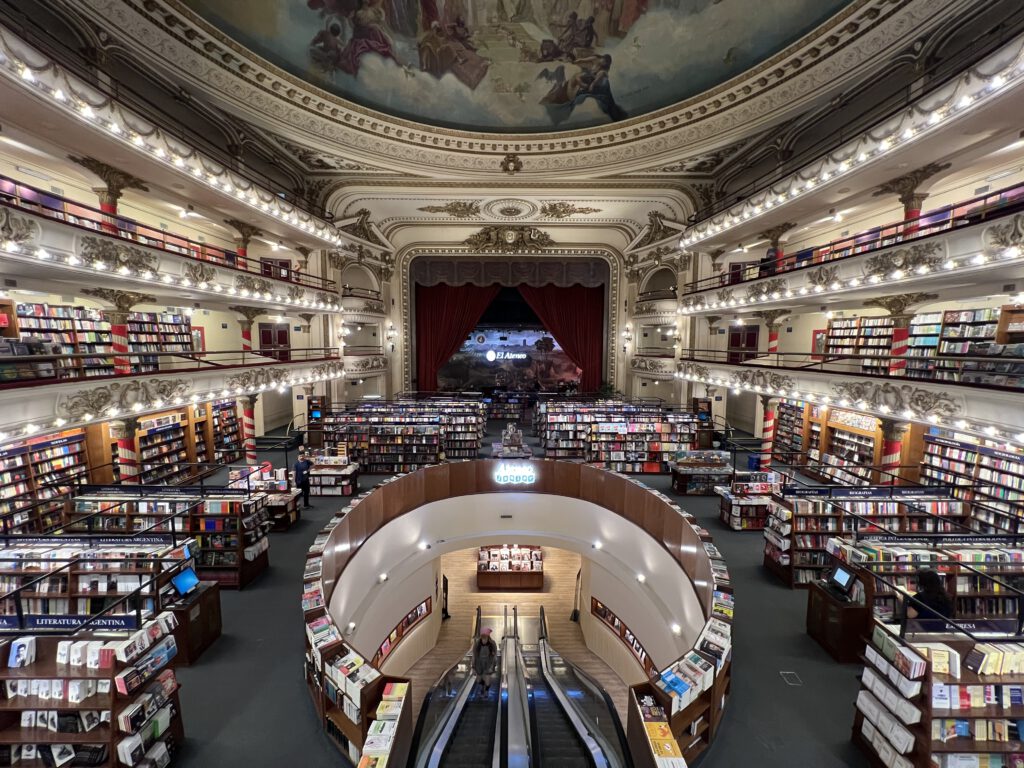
{"left": 862, "top": 242, "right": 944, "bottom": 278}
{"left": 234, "top": 275, "right": 274, "bottom": 296}
{"left": 729, "top": 369, "right": 796, "bottom": 393}
{"left": 539, "top": 203, "right": 603, "bottom": 219}
{"left": 631, "top": 357, "right": 670, "bottom": 374}
{"left": 225, "top": 367, "right": 290, "bottom": 391}
{"left": 863, "top": 292, "right": 938, "bottom": 316}
{"left": 311, "top": 361, "right": 347, "bottom": 379}
{"left": 831, "top": 381, "right": 962, "bottom": 419}
{"left": 79, "top": 236, "right": 158, "bottom": 274}
{"left": 182, "top": 262, "right": 217, "bottom": 285}
{"left": 57, "top": 378, "right": 192, "bottom": 420}
{"left": 417, "top": 201, "right": 482, "bottom": 218}
{"left": 985, "top": 214, "right": 1024, "bottom": 255}
{"left": 463, "top": 226, "right": 555, "bottom": 253}
{"left": 0, "top": 208, "right": 40, "bottom": 248}
{"left": 345, "top": 356, "right": 388, "bottom": 374}
{"left": 677, "top": 362, "right": 711, "bottom": 380}
{"left": 65, "top": 0, "right": 957, "bottom": 175}
{"left": 81, "top": 288, "right": 156, "bottom": 311}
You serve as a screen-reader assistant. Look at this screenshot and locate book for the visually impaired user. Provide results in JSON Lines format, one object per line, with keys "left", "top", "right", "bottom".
{"left": 7, "top": 637, "right": 34, "bottom": 668}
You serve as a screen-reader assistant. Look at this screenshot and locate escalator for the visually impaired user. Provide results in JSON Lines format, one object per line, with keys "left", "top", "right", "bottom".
{"left": 526, "top": 606, "right": 633, "bottom": 768}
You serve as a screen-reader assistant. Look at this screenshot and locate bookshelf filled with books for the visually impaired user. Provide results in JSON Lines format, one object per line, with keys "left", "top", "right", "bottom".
{"left": 773, "top": 401, "right": 806, "bottom": 462}
{"left": 189, "top": 493, "right": 270, "bottom": 589}
{"left": 66, "top": 491, "right": 197, "bottom": 534}
{"left": 0, "top": 616, "right": 186, "bottom": 768}
{"left": 14, "top": 302, "right": 115, "bottom": 379}
{"left": 763, "top": 488, "right": 969, "bottom": 588}
{"left": 587, "top": 419, "right": 698, "bottom": 473}
{"left": 824, "top": 316, "right": 894, "bottom": 375}
{"left": 211, "top": 401, "right": 242, "bottom": 464}
{"left": 906, "top": 312, "right": 943, "bottom": 380}
{"left": 852, "top": 619, "right": 1024, "bottom": 768}
{"left": 126, "top": 312, "right": 193, "bottom": 375}
{"left": 592, "top": 598, "right": 657, "bottom": 680}
{"left": 477, "top": 545, "right": 544, "bottom": 590}
{"left": 487, "top": 393, "right": 526, "bottom": 421}
{"left": 0, "top": 430, "right": 90, "bottom": 535}
{"left": 715, "top": 472, "right": 784, "bottom": 531}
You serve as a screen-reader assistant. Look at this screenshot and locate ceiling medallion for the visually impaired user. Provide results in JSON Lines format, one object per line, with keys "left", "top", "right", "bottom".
{"left": 483, "top": 199, "right": 539, "bottom": 220}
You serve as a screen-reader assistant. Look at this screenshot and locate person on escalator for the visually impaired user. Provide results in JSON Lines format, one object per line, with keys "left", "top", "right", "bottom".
{"left": 472, "top": 627, "right": 497, "bottom": 697}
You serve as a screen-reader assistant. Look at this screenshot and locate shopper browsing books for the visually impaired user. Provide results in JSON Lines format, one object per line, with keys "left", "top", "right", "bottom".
{"left": 906, "top": 569, "right": 954, "bottom": 621}
{"left": 294, "top": 454, "right": 313, "bottom": 509}
{"left": 471, "top": 627, "right": 497, "bottom": 696}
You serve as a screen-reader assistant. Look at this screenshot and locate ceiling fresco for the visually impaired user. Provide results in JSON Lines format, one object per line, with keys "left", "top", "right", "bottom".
{"left": 180, "top": 0, "right": 854, "bottom": 133}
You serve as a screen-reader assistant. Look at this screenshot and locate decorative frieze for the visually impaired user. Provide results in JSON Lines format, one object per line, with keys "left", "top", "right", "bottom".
{"left": 831, "top": 381, "right": 962, "bottom": 420}
{"left": 417, "top": 201, "right": 482, "bottom": 217}
{"left": 862, "top": 242, "right": 944, "bottom": 278}
{"left": 225, "top": 368, "right": 290, "bottom": 391}
{"left": 729, "top": 370, "right": 796, "bottom": 393}
{"left": 57, "top": 378, "right": 192, "bottom": 420}
{"left": 463, "top": 226, "right": 555, "bottom": 253}
{"left": 539, "top": 203, "right": 602, "bottom": 219}
{"left": 182, "top": 262, "right": 217, "bottom": 285}
{"left": 79, "top": 236, "right": 158, "bottom": 274}
{"left": 235, "top": 275, "right": 274, "bottom": 296}
{"left": 0, "top": 208, "right": 40, "bottom": 248}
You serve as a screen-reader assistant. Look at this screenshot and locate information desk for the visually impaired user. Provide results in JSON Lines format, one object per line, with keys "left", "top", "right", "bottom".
{"left": 805, "top": 580, "right": 871, "bottom": 663}
{"left": 167, "top": 580, "right": 222, "bottom": 666}
{"left": 301, "top": 460, "right": 734, "bottom": 766}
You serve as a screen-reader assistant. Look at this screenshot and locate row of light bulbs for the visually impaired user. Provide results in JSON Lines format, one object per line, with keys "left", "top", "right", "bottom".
{"left": 0, "top": 370, "right": 345, "bottom": 447}
{"left": 677, "top": 57, "right": 1020, "bottom": 249}
{"left": 8, "top": 53, "right": 342, "bottom": 247}
{"left": 675, "top": 371, "right": 1024, "bottom": 446}
{"left": 677, "top": 246, "right": 1023, "bottom": 315}
{"left": 5, "top": 241, "right": 343, "bottom": 312}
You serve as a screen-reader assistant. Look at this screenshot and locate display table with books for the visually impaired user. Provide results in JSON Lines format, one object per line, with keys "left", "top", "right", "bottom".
{"left": 670, "top": 451, "right": 734, "bottom": 495}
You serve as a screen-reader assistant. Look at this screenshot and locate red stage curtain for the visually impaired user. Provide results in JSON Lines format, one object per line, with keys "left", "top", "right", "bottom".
{"left": 518, "top": 284, "right": 605, "bottom": 392}
{"left": 415, "top": 283, "right": 501, "bottom": 391}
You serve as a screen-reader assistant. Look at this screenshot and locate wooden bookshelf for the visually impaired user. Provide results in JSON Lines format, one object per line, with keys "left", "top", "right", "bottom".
{"left": 477, "top": 545, "right": 543, "bottom": 590}
{"left": 211, "top": 401, "right": 242, "bottom": 464}
{"left": 906, "top": 311, "right": 942, "bottom": 380}
{"left": 996, "top": 302, "right": 1024, "bottom": 343}
{"left": 587, "top": 416, "right": 699, "bottom": 473}
{"left": 773, "top": 401, "right": 805, "bottom": 463}
{"left": 126, "top": 311, "right": 192, "bottom": 374}
{"left": 189, "top": 493, "right": 270, "bottom": 589}
{"left": 0, "top": 430, "right": 89, "bottom": 534}
{"left": 15, "top": 302, "right": 115, "bottom": 379}
{"left": 487, "top": 393, "right": 525, "bottom": 421}
{"left": 825, "top": 316, "right": 894, "bottom": 375}
{"left": 370, "top": 598, "right": 430, "bottom": 668}
{"left": 715, "top": 472, "right": 783, "bottom": 531}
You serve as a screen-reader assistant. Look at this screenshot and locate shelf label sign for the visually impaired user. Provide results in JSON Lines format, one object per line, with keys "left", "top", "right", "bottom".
{"left": 493, "top": 463, "right": 536, "bottom": 485}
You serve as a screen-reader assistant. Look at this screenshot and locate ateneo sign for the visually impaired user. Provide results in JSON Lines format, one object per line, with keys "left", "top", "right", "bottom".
{"left": 493, "top": 463, "right": 537, "bottom": 485}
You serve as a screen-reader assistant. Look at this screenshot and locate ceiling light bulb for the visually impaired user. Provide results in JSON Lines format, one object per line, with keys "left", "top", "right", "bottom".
{"left": 378, "top": 573, "right": 388, "bottom": 583}
{"left": 593, "top": 541, "right": 603, "bottom": 550}
{"left": 671, "top": 623, "right": 682, "bottom": 636}
{"left": 636, "top": 573, "right": 646, "bottom": 584}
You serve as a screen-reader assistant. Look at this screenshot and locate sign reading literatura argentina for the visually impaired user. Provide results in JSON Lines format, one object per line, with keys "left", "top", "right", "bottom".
{"left": 493, "top": 463, "right": 537, "bottom": 485}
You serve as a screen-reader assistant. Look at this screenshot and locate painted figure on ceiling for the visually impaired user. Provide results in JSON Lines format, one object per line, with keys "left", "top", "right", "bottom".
{"left": 539, "top": 53, "right": 626, "bottom": 123}
{"left": 418, "top": 19, "right": 489, "bottom": 88}
{"left": 338, "top": 0, "right": 399, "bottom": 75}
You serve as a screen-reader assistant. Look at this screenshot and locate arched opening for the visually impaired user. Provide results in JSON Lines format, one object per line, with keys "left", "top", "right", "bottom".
{"left": 639, "top": 267, "right": 677, "bottom": 300}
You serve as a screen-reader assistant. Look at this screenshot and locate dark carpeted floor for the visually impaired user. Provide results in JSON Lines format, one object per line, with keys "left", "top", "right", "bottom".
{"left": 175, "top": 422, "right": 868, "bottom": 767}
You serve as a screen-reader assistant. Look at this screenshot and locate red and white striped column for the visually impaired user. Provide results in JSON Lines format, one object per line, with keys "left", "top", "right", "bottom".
{"left": 105, "top": 310, "right": 132, "bottom": 375}
{"left": 902, "top": 192, "right": 928, "bottom": 237}
{"left": 759, "top": 394, "right": 777, "bottom": 469}
{"left": 225, "top": 220, "right": 262, "bottom": 273}
{"left": 241, "top": 395, "right": 258, "bottom": 465}
{"left": 240, "top": 320, "right": 253, "bottom": 352}
{"left": 888, "top": 315, "right": 912, "bottom": 377}
{"left": 879, "top": 420, "right": 909, "bottom": 485}
{"left": 92, "top": 186, "right": 120, "bottom": 235}
{"left": 115, "top": 418, "right": 139, "bottom": 484}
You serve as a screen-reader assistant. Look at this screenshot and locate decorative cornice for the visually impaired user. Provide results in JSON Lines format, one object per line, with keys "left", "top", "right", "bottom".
{"left": 81, "top": 288, "right": 156, "bottom": 312}
{"left": 463, "top": 226, "right": 555, "bottom": 253}
{"left": 79, "top": 236, "right": 158, "bottom": 274}
{"left": 729, "top": 369, "right": 796, "bottom": 393}
{"left": 0, "top": 209, "right": 40, "bottom": 247}
{"left": 57, "top": 378, "right": 191, "bottom": 420}
{"left": 863, "top": 292, "right": 938, "bottom": 316}
{"left": 831, "top": 381, "right": 962, "bottom": 419}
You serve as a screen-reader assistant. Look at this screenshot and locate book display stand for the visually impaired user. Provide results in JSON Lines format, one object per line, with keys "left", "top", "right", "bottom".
{"left": 190, "top": 492, "right": 270, "bottom": 589}
{"left": 228, "top": 466, "right": 302, "bottom": 531}
{"left": 307, "top": 456, "right": 360, "bottom": 498}
{"left": 476, "top": 545, "right": 543, "bottom": 590}
{"left": 670, "top": 451, "right": 733, "bottom": 495}
{"left": 715, "top": 471, "right": 784, "bottom": 531}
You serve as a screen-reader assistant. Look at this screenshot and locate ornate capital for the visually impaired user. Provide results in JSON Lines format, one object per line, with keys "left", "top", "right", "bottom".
{"left": 880, "top": 419, "right": 911, "bottom": 443}
{"left": 705, "top": 315, "right": 723, "bottom": 331}
{"left": 707, "top": 249, "right": 727, "bottom": 274}
{"left": 298, "top": 313, "right": 317, "bottom": 330}
{"left": 68, "top": 156, "right": 148, "bottom": 200}
{"left": 864, "top": 292, "right": 938, "bottom": 316}
{"left": 223, "top": 219, "right": 264, "bottom": 250}
{"left": 228, "top": 305, "right": 264, "bottom": 324}
{"left": 757, "top": 222, "right": 797, "bottom": 248}
{"left": 57, "top": 378, "right": 192, "bottom": 420}
{"left": 872, "top": 162, "right": 952, "bottom": 209}
{"left": 464, "top": 225, "right": 555, "bottom": 253}
{"left": 752, "top": 309, "right": 790, "bottom": 330}
{"left": 831, "top": 381, "right": 962, "bottom": 420}
{"left": 82, "top": 288, "right": 156, "bottom": 312}
{"left": 294, "top": 246, "right": 313, "bottom": 271}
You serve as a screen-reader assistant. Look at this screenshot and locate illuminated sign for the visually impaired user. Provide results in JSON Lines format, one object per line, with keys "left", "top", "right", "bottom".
{"left": 484, "top": 350, "right": 527, "bottom": 362}
{"left": 493, "top": 463, "right": 537, "bottom": 485}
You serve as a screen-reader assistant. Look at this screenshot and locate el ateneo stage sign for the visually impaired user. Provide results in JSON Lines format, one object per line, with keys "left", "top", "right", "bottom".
{"left": 493, "top": 463, "right": 537, "bottom": 485}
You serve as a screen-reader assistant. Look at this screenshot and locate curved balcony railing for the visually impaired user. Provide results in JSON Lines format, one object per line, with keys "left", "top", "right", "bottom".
{"left": 0, "top": 174, "right": 335, "bottom": 291}
{"left": 0, "top": 347, "right": 341, "bottom": 389}
{"left": 686, "top": 7, "right": 1024, "bottom": 223}
{"left": 684, "top": 181, "right": 1024, "bottom": 295}
{"left": 342, "top": 345, "right": 384, "bottom": 356}
{"left": 341, "top": 285, "right": 383, "bottom": 300}
{"left": 636, "top": 287, "right": 677, "bottom": 302}
{"left": 680, "top": 348, "right": 1024, "bottom": 394}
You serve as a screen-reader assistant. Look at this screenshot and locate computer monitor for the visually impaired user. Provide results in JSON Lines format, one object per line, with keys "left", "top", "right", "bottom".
{"left": 828, "top": 564, "right": 856, "bottom": 594}
{"left": 311, "top": 409, "right": 322, "bottom": 419}
{"left": 170, "top": 566, "right": 200, "bottom": 597}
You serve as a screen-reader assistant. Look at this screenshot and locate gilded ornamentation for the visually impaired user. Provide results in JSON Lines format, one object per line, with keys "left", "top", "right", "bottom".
{"left": 872, "top": 162, "right": 952, "bottom": 208}
{"left": 67, "top": 156, "right": 148, "bottom": 200}
{"left": 80, "top": 237, "right": 158, "bottom": 274}
{"left": 57, "top": 378, "right": 192, "bottom": 420}
{"left": 864, "top": 292, "right": 938, "bottom": 316}
{"left": 225, "top": 368, "right": 289, "bottom": 391}
{"left": 235, "top": 275, "right": 274, "bottom": 295}
{"left": 705, "top": 315, "right": 723, "bottom": 330}
{"left": 635, "top": 211, "right": 674, "bottom": 249}
{"left": 81, "top": 288, "right": 156, "bottom": 312}
{"left": 345, "top": 356, "right": 387, "bottom": 373}
{"left": 500, "top": 153, "right": 522, "bottom": 175}
{"left": 297, "top": 313, "right": 317, "bottom": 331}
{"left": 707, "top": 249, "right": 727, "bottom": 274}
{"left": 464, "top": 226, "right": 555, "bottom": 253}
{"left": 375, "top": 252, "right": 395, "bottom": 283}
{"left": 182, "top": 262, "right": 217, "bottom": 285}
{"left": 223, "top": 219, "right": 263, "bottom": 248}
{"left": 678, "top": 362, "right": 711, "bottom": 380}
{"left": 539, "top": 202, "right": 601, "bottom": 219}
{"left": 631, "top": 357, "right": 667, "bottom": 373}
{"left": 340, "top": 209, "right": 387, "bottom": 247}
{"left": 228, "top": 305, "right": 264, "bottom": 323}
{"left": 745, "top": 278, "right": 787, "bottom": 302}
{"left": 287, "top": 285, "right": 306, "bottom": 303}
{"left": 716, "top": 288, "right": 734, "bottom": 305}
{"left": 361, "top": 300, "right": 386, "bottom": 314}
{"left": 757, "top": 222, "right": 798, "bottom": 248}
{"left": 417, "top": 201, "right": 482, "bottom": 217}
{"left": 729, "top": 370, "right": 796, "bottom": 392}
{"left": 0, "top": 208, "right": 40, "bottom": 247}
{"left": 830, "top": 381, "right": 962, "bottom": 419}
{"left": 311, "top": 361, "right": 348, "bottom": 379}
{"left": 752, "top": 309, "right": 790, "bottom": 329}
{"left": 862, "top": 242, "right": 943, "bottom": 277}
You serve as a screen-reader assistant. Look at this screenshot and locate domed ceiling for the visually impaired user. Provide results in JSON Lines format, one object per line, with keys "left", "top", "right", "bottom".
{"left": 181, "top": 0, "right": 854, "bottom": 133}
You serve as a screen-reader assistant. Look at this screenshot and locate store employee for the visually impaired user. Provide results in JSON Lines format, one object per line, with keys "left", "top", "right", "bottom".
{"left": 294, "top": 453, "right": 313, "bottom": 509}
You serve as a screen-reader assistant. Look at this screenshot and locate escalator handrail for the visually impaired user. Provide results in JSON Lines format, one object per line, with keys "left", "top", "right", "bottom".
{"left": 507, "top": 636, "right": 533, "bottom": 768}
{"left": 539, "top": 605, "right": 548, "bottom": 641}
{"left": 539, "top": 638, "right": 611, "bottom": 768}
{"left": 416, "top": 605, "right": 485, "bottom": 768}
{"left": 557, "top": 656, "right": 634, "bottom": 768}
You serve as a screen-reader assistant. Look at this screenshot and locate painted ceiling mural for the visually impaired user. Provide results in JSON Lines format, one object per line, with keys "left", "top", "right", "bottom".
{"left": 181, "top": 0, "right": 854, "bottom": 133}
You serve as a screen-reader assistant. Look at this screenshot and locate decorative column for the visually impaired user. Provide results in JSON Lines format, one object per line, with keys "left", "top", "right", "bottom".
{"left": 864, "top": 293, "right": 938, "bottom": 377}
{"left": 68, "top": 156, "right": 149, "bottom": 235}
{"left": 82, "top": 289, "right": 157, "bottom": 375}
{"left": 758, "top": 394, "right": 777, "bottom": 469}
{"left": 112, "top": 417, "right": 140, "bottom": 484}
{"left": 757, "top": 222, "right": 797, "bottom": 273}
{"left": 224, "top": 220, "right": 263, "bottom": 272}
{"left": 298, "top": 312, "right": 317, "bottom": 341}
{"left": 872, "top": 162, "right": 951, "bottom": 236}
{"left": 753, "top": 309, "right": 789, "bottom": 355}
{"left": 240, "top": 394, "right": 259, "bottom": 466}
{"left": 879, "top": 419, "right": 910, "bottom": 485}
{"left": 228, "top": 305, "right": 263, "bottom": 353}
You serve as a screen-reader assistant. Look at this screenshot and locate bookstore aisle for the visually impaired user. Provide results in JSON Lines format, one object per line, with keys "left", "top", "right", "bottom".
{"left": 401, "top": 548, "right": 630, "bottom": 724}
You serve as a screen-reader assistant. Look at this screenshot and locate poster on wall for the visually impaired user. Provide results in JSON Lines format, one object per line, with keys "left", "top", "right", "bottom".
{"left": 438, "top": 328, "right": 580, "bottom": 391}
{"left": 811, "top": 329, "right": 827, "bottom": 360}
